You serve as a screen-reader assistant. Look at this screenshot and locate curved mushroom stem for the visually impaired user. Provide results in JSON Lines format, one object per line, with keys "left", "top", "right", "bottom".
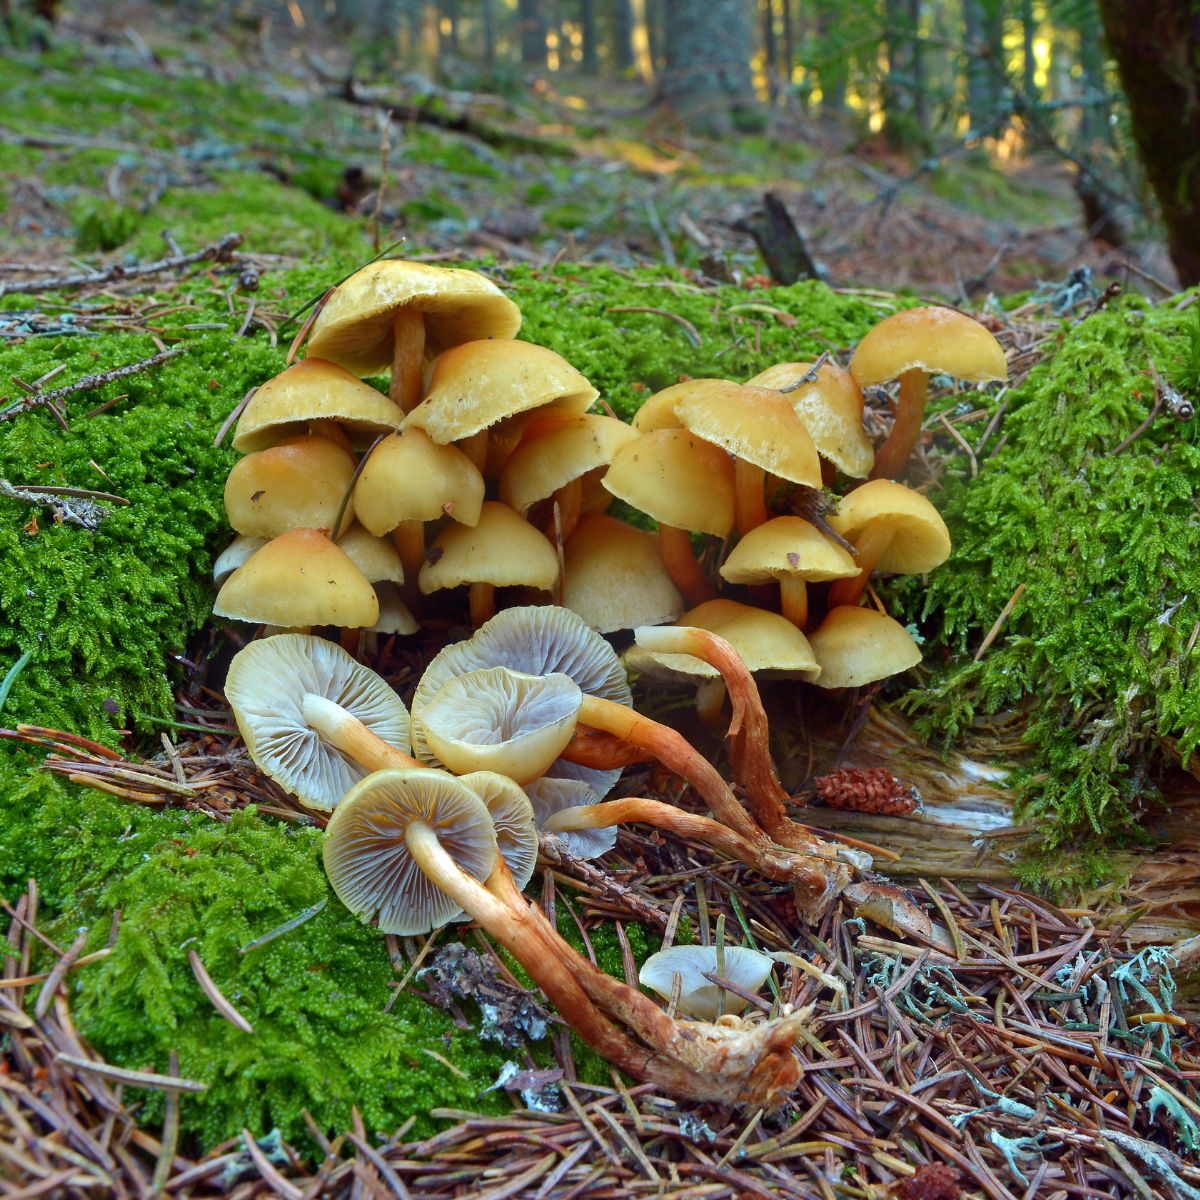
{"left": 469, "top": 582, "right": 497, "bottom": 627}
{"left": 870, "top": 368, "right": 928, "bottom": 481}
{"left": 658, "top": 525, "right": 715, "bottom": 608}
{"left": 300, "top": 694, "right": 421, "bottom": 771}
{"left": 826, "top": 521, "right": 895, "bottom": 609}
{"left": 390, "top": 307, "right": 425, "bottom": 413}
{"left": 540, "top": 478, "right": 582, "bottom": 545}
{"left": 778, "top": 576, "right": 809, "bottom": 628}
{"left": 560, "top": 725, "right": 655, "bottom": 769}
{"left": 407, "top": 832, "right": 804, "bottom": 1106}
{"left": 734, "top": 460, "right": 768, "bottom": 536}
{"left": 695, "top": 679, "right": 727, "bottom": 725}
{"left": 544, "top": 798, "right": 833, "bottom": 886}
{"left": 391, "top": 521, "right": 426, "bottom": 589}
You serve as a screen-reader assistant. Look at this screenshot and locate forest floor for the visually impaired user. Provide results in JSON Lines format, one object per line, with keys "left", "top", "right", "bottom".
{"left": 2, "top": 6, "right": 1200, "bottom": 1199}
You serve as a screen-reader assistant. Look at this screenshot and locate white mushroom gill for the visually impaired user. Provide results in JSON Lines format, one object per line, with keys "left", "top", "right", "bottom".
{"left": 526, "top": 776, "right": 616, "bottom": 861}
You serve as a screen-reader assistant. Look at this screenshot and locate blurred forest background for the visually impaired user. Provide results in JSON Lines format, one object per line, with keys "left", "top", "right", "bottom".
{"left": 1, "top": 0, "right": 1196, "bottom": 295}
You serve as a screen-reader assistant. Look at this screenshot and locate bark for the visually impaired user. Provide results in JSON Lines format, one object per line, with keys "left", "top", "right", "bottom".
{"left": 962, "top": 0, "right": 1002, "bottom": 131}
{"left": 1098, "top": 0, "right": 1200, "bottom": 286}
{"left": 762, "top": 0, "right": 777, "bottom": 101}
{"left": 612, "top": 0, "right": 635, "bottom": 69}
{"left": 1020, "top": 0, "right": 1036, "bottom": 106}
{"left": 814, "top": 0, "right": 846, "bottom": 112}
{"left": 659, "top": 0, "right": 759, "bottom": 135}
{"left": 882, "top": 0, "right": 917, "bottom": 148}
{"left": 581, "top": 0, "right": 599, "bottom": 70}
{"left": 481, "top": 0, "right": 496, "bottom": 65}
{"left": 779, "top": 0, "right": 793, "bottom": 88}
{"left": 519, "top": 0, "right": 546, "bottom": 65}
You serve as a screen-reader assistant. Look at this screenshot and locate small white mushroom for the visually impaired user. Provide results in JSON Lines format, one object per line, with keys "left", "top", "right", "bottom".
{"left": 639, "top": 945, "right": 776, "bottom": 1022}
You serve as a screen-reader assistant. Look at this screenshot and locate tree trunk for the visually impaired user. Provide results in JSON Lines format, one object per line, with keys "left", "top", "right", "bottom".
{"left": 1077, "top": 21, "right": 1110, "bottom": 146}
{"left": 1020, "top": 0, "right": 1036, "bottom": 106}
{"left": 581, "top": 0, "right": 598, "bottom": 70}
{"left": 1098, "top": 0, "right": 1200, "bottom": 285}
{"left": 659, "top": 0, "right": 758, "bottom": 134}
{"left": 962, "top": 0, "right": 991, "bottom": 131}
{"left": 882, "top": 0, "right": 916, "bottom": 148}
{"left": 762, "top": 0, "right": 777, "bottom": 101}
{"left": 612, "top": 0, "right": 635, "bottom": 69}
{"left": 814, "top": 0, "right": 846, "bottom": 112}
{"left": 780, "top": 0, "right": 793, "bottom": 88}
{"left": 481, "top": 0, "right": 496, "bottom": 66}
{"left": 519, "top": 0, "right": 546, "bottom": 65}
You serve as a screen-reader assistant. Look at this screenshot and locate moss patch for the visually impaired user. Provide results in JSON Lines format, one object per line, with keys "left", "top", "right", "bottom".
{"left": 893, "top": 295, "right": 1200, "bottom": 888}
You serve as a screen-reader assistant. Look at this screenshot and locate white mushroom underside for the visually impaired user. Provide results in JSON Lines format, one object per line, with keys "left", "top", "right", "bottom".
{"left": 638, "top": 945, "right": 776, "bottom": 1021}
{"left": 526, "top": 776, "right": 616, "bottom": 860}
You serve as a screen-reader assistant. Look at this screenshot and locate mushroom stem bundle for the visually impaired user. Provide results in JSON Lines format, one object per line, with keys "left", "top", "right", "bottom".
{"left": 543, "top": 796, "right": 832, "bottom": 883}
{"left": 870, "top": 368, "right": 926, "bottom": 481}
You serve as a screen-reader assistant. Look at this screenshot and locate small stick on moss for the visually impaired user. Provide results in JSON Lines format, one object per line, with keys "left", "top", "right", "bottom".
{"left": 0, "top": 347, "right": 187, "bottom": 425}
{"left": 55, "top": 1053, "right": 207, "bottom": 1093}
{"left": 0, "top": 232, "right": 243, "bottom": 297}
{"left": 974, "top": 582, "right": 1027, "bottom": 661}
{"left": 188, "top": 950, "right": 254, "bottom": 1034}
{"left": 607, "top": 306, "right": 702, "bottom": 348}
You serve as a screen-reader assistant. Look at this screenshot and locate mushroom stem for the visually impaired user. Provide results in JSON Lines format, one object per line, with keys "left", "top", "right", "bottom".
{"left": 778, "top": 576, "right": 810, "bottom": 628}
{"left": 826, "top": 521, "right": 895, "bottom": 609}
{"left": 573, "top": 694, "right": 764, "bottom": 847}
{"left": 544, "top": 798, "right": 828, "bottom": 883}
{"left": 300, "top": 694, "right": 421, "bottom": 771}
{"left": 559, "top": 725, "right": 655, "bottom": 769}
{"left": 469, "top": 582, "right": 497, "bottom": 627}
{"left": 391, "top": 521, "right": 426, "bottom": 587}
{"left": 734, "top": 460, "right": 768, "bottom": 536}
{"left": 658, "top": 525, "right": 715, "bottom": 608}
{"left": 407, "top": 831, "right": 802, "bottom": 1105}
{"left": 870, "top": 368, "right": 928, "bottom": 481}
{"left": 390, "top": 307, "right": 426, "bottom": 413}
{"left": 541, "top": 478, "right": 582, "bottom": 545}
{"left": 458, "top": 429, "right": 489, "bottom": 473}
{"left": 695, "top": 679, "right": 727, "bottom": 725}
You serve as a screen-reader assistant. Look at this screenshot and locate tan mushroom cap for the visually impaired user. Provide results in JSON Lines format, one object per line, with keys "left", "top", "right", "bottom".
{"left": 850, "top": 306, "right": 1008, "bottom": 386}
{"left": 828, "top": 480, "right": 951, "bottom": 574}
{"left": 458, "top": 772, "right": 539, "bottom": 892}
{"left": 720, "top": 517, "right": 858, "bottom": 586}
{"left": 305, "top": 261, "right": 521, "bottom": 377}
{"left": 224, "top": 435, "right": 357, "bottom": 539}
{"left": 353, "top": 428, "right": 485, "bottom": 535}
{"left": 631, "top": 379, "right": 724, "bottom": 432}
{"left": 419, "top": 501, "right": 560, "bottom": 596}
{"left": 323, "top": 767, "right": 499, "bottom": 936}
{"left": 563, "top": 515, "right": 685, "bottom": 635}
{"left": 748, "top": 361, "right": 874, "bottom": 478}
{"left": 224, "top": 633, "right": 411, "bottom": 810}
{"left": 639, "top": 945, "right": 775, "bottom": 1021}
{"left": 336, "top": 525, "right": 405, "bottom": 585}
{"left": 499, "top": 415, "right": 637, "bottom": 515}
{"left": 404, "top": 340, "right": 598, "bottom": 444}
{"left": 232, "top": 359, "right": 402, "bottom": 453}
{"left": 675, "top": 383, "right": 822, "bottom": 487}
{"left": 214, "top": 528, "right": 380, "bottom": 628}
{"left": 631, "top": 599, "right": 820, "bottom": 681}
{"left": 809, "top": 606, "right": 922, "bottom": 688}
{"left": 418, "top": 667, "right": 582, "bottom": 784}
{"left": 603, "top": 429, "right": 735, "bottom": 536}
{"left": 367, "top": 582, "right": 419, "bottom": 636}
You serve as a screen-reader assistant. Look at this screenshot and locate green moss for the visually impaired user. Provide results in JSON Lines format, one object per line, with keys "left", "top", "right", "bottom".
{"left": 893, "top": 295, "right": 1200, "bottom": 887}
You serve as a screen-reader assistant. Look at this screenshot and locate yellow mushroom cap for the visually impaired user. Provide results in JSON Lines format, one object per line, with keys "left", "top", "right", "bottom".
{"left": 213, "top": 528, "right": 380, "bottom": 628}
{"left": 829, "top": 480, "right": 951, "bottom": 574}
{"left": 224, "top": 435, "right": 357, "bottom": 539}
{"left": 675, "top": 383, "right": 822, "bottom": 487}
{"left": 499, "top": 415, "right": 637, "bottom": 515}
{"left": 850, "top": 307, "right": 1008, "bottom": 387}
{"left": 353, "top": 428, "right": 485, "bottom": 535}
{"left": 632, "top": 598, "right": 820, "bottom": 681}
{"left": 367, "top": 582, "right": 419, "bottom": 636}
{"left": 809, "top": 606, "right": 922, "bottom": 688}
{"left": 336, "top": 525, "right": 405, "bottom": 585}
{"left": 748, "top": 361, "right": 874, "bottom": 479}
{"left": 563, "top": 515, "right": 685, "bottom": 634}
{"left": 231, "top": 359, "right": 402, "bottom": 453}
{"left": 419, "top": 501, "right": 560, "bottom": 595}
{"left": 403, "top": 340, "right": 598, "bottom": 444}
{"left": 603, "top": 428, "right": 735, "bottom": 536}
{"left": 305, "top": 260, "right": 521, "bottom": 377}
{"left": 323, "top": 768, "right": 498, "bottom": 935}
{"left": 720, "top": 517, "right": 858, "bottom": 586}
{"left": 631, "top": 379, "right": 735, "bottom": 433}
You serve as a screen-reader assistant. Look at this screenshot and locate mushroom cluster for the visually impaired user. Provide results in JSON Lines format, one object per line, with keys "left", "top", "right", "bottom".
{"left": 223, "top": 610, "right": 859, "bottom": 1107}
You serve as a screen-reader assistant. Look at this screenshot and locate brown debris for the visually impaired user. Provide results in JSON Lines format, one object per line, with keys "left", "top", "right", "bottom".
{"left": 816, "top": 766, "right": 920, "bottom": 816}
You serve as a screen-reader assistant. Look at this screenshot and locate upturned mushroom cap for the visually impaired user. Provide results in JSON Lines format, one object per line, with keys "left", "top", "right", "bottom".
{"left": 675, "top": 383, "right": 822, "bottom": 488}
{"left": 850, "top": 306, "right": 1008, "bottom": 387}
{"left": 458, "top": 772, "right": 539, "bottom": 891}
{"left": 808, "top": 606, "right": 922, "bottom": 688}
{"left": 214, "top": 528, "right": 380, "bottom": 629}
{"left": 828, "top": 480, "right": 951, "bottom": 574}
{"left": 213, "top": 534, "right": 267, "bottom": 586}
{"left": 499, "top": 415, "right": 637, "bottom": 515}
{"left": 224, "top": 633, "right": 411, "bottom": 809}
{"left": 639, "top": 945, "right": 775, "bottom": 1021}
{"left": 526, "top": 777, "right": 615, "bottom": 860}
{"left": 748, "top": 361, "right": 874, "bottom": 478}
{"left": 563, "top": 515, "right": 685, "bottom": 635}
{"left": 224, "top": 436, "right": 358, "bottom": 539}
{"left": 720, "top": 517, "right": 858, "bottom": 586}
{"left": 366, "top": 582, "right": 419, "bottom": 636}
{"left": 603, "top": 429, "right": 735, "bottom": 536}
{"left": 305, "top": 261, "right": 521, "bottom": 377}
{"left": 403, "top": 340, "right": 598, "bottom": 444}
{"left": 411, "top": 605, "right": 632, "bottom": 797}
{"left": 353, "top": 428, "right": 484, "bottom": 535}
{"left": 629, "top": 599, "right": 820, "bottom": 681}
{"left": 419, "top": 502, "right": 560, "bottom": 596}
{"left": 336, "top": 525, "right": 405, "bottom": 585}
{"left": 323, "top": 767, "right": 498, "bottom": 935}
{"left": 232, "top": 359, "right": 402, "bottom": 453}
{"left": 417, "top": 667, "right": 582, "bottom": 784}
